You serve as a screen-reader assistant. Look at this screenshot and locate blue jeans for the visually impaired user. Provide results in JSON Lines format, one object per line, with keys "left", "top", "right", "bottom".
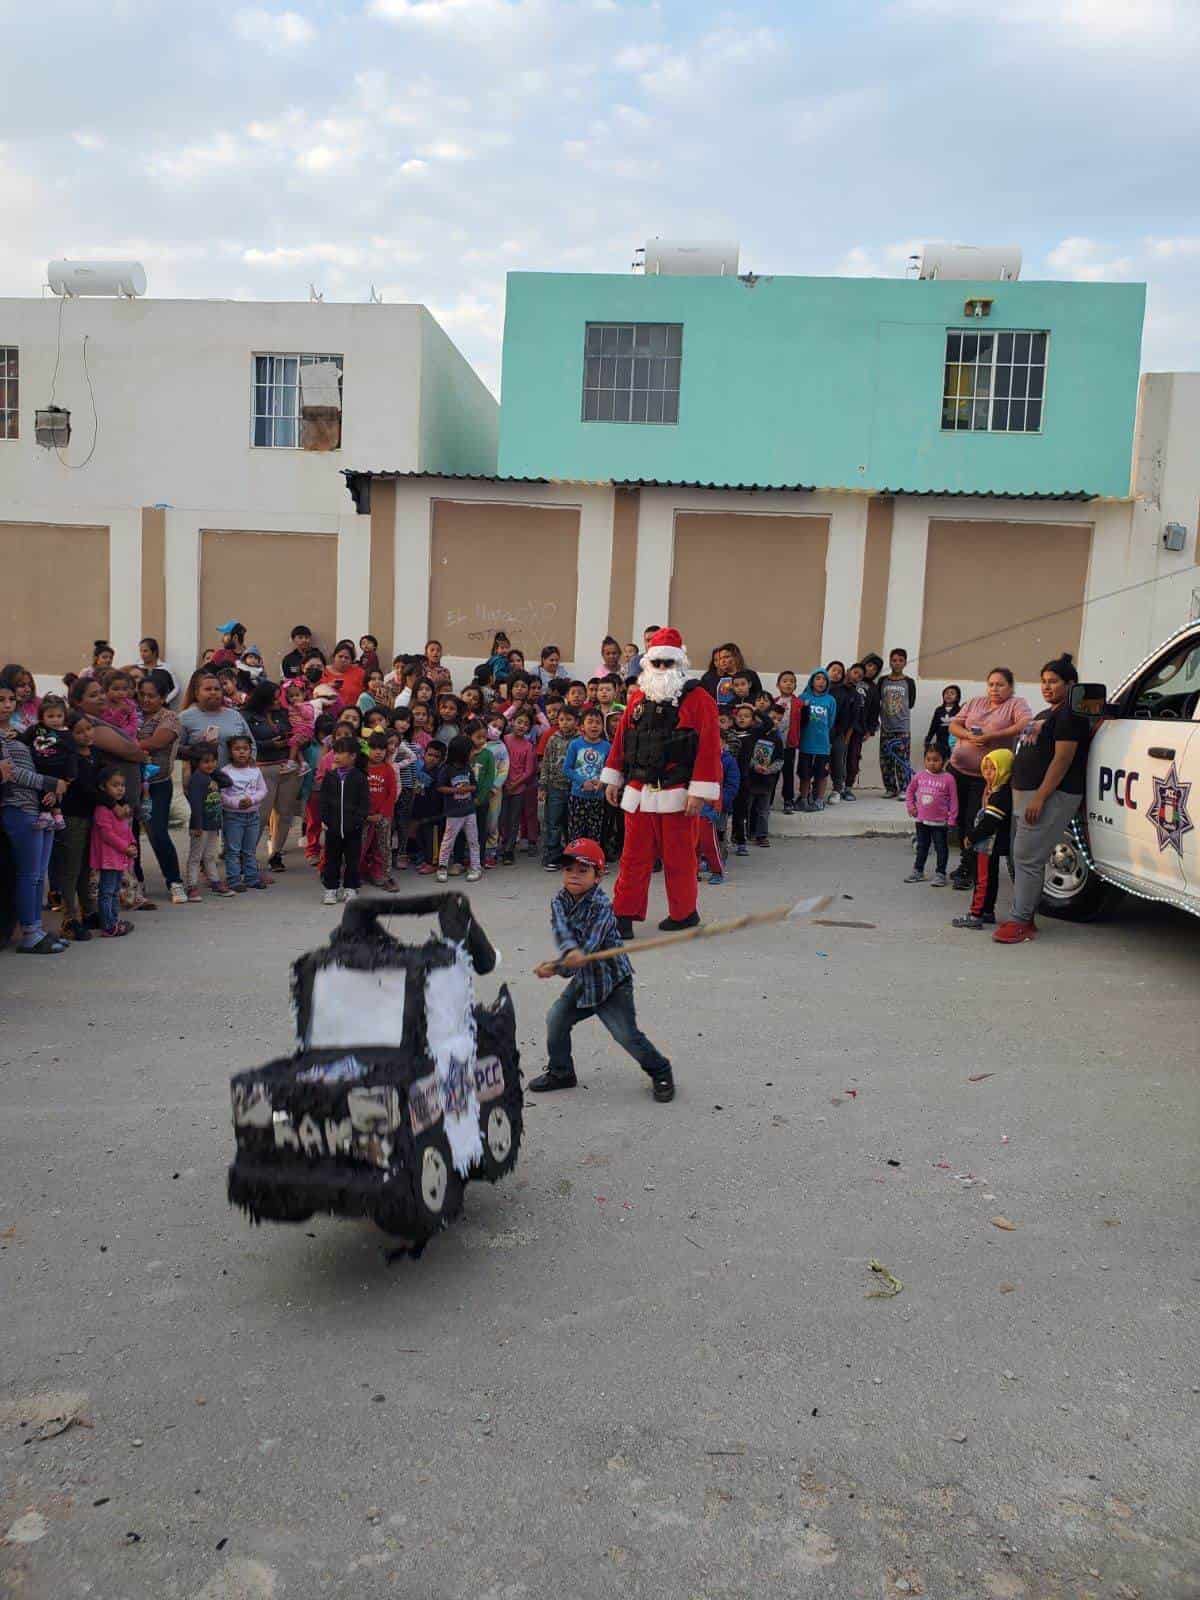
{"left": 144, "top": 779, "right": 182, "bottom": 889}
{"left": 97, "top": 867, "right": 123, "bottom": 932}
{"left": 221, "top": 808, "right": 261, "bottom": 886}
{"left": 2, "top": 806, "right": 55, "bottom": 940}
{"left": 541, "top": 788, "right": 569, "bottom": 864}
{"left": 546, "top": 978, "right": 670, "bottom": 1079}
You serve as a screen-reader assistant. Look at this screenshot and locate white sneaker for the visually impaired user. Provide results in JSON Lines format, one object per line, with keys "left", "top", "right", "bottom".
{"left": 436, "top": 867, "right": 449, "bottom": 883}
{"left": 826, "top": 791, "right": 841, "bottom": 805}
{"left": 169, "top": 881, "right": 188, "bottom": 905}
{"left": 465, "top": 868, "right": 482, "bottom": 882}
{"left": 341, "top": 887, "right": 357, "bottom": 901}
{"left": 322, "top": 888, "right": 338, "bottom": 905}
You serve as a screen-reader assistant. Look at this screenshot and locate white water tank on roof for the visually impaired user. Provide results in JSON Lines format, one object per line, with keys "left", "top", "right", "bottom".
{"left": 917, "top": 244, "right": 1021, "bottom": 282}
{"left": 48, "top": 259, "right": 147, "bottom": 298}
{"left": 643, "top": 239, "right": 740, "bottom": 276}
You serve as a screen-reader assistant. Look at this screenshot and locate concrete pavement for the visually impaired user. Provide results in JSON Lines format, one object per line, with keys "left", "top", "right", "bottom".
{"left": 2, "top": 836, "right": 1199, "bottom": 1599}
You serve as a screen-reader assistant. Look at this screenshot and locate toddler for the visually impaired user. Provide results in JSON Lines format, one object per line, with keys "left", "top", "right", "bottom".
{"left": 220, "top": 734, "right": 268, "bottom": 891}
{"left": 89, "top": 767, "right": 137, "bottom": 937}
{"left": 185, "top": 745, "right": 235, "bottom": 898}
{"left": 23, "top": 694, "right": 76, "bottom": 830}
{"left": 904, "top": 742, "right": 958, "bottom": 885}
{"left": 435, "top": 733, "right": 482, "bottom": 882}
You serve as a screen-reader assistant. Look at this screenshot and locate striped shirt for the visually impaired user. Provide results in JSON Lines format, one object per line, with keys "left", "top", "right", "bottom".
{"left": 550, "top": 884, "right": 632, "bottom": 1010}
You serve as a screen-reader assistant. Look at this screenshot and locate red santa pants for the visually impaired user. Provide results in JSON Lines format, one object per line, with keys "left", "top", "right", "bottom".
{"left": 612, "top": 808, "right": 700, "bottom": 923}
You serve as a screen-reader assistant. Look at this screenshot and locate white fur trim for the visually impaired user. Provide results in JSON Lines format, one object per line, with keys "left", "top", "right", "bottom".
{"left": 641, "top": 646, "right": 685, "bottom": 663}
{"left": 600, "top": 766, "right": 623, "bottom": 788}
{"left": 623, "top": 784, "right": 689, "bottom": 814}
{"left": 688, "top": 780, "right": 721, "bottom": 802}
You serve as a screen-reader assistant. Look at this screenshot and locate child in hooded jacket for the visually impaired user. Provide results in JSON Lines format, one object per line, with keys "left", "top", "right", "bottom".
{"left": 697, "top": 734, "right": 741, "bottom": 883}
{"left": 797, "top": 670, "right": 837, "bottom": 811}
{"left": 952, "top": 749, "right": 1014, "bottom": 929}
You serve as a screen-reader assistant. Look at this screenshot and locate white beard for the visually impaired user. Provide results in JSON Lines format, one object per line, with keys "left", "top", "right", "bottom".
{"left": 639, "top": 660, "right": 687, "bottom": 704}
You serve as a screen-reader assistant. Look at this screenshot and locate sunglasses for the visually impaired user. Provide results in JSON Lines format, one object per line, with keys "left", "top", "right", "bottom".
{"left": 646, "top": 658, "right": 677, "bottom": 670}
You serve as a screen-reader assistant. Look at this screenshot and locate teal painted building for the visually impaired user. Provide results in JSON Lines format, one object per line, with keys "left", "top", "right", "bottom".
{"left": 497, "top": 272, "right": 1145, "bottom": 497}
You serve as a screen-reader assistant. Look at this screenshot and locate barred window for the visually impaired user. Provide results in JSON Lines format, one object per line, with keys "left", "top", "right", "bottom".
{"left": 582, "top": 323, "right": 682, "bottom": 424}
{"left": 251, "top": 353, "right": 343, "bottom": 449}
{"left": 0, "top": 347, "right": 17, "bottom": 440}
{"left": 942, "top": 330, "right": 1047, "bottom": 433}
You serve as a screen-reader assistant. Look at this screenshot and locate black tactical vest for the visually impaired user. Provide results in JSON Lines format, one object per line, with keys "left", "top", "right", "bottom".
{"left": 623, "top": 682, "right": 701, "bottom": 786}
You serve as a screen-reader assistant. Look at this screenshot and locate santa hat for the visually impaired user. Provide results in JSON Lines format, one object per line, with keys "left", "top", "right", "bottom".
{"left": 643, "top": 626, "right": 686, "bottom": 664}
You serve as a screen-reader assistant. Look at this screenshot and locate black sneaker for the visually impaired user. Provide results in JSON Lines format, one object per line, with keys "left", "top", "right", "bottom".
{"left": 658, "top": 911, "right": 700, "bottom": 932}
{"left": 651, "top": 1069, "right": 675, "bottom": 1103}
{"left": 528, "top": 1070, "right": 577, "bottom": 1093}
{"left": 616, "top": 915, "right": 637, "bottom": 939}
{"left": 268, "top": 853, "right": 286, "bottom": 872}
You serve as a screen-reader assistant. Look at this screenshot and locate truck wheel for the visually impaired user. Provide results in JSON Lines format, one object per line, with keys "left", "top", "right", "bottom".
{"left": 412, "top": 1132, "right": 465, "bottom": 1230}
{"left": 1038, "top": 828, "right": 1118, "bottom": 922}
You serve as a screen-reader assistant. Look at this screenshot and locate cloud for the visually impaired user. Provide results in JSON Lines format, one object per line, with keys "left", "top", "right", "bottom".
{"left": 243, "top": 243, "right": 363, "bottom": 267}
{"left": 895, "top": 0, "right": 1193, "bottom": 48}
{"left": 232, "top": 9, "right": 316, "bottom": 48}
{"left": 147, "top": 131, "right": 242, "bottom": 182}
{"left": 71, "top": 131, "right": 105, "bottom": 151}
{"left": 1045, "top": 237, "right": 1135, "bottom": 280}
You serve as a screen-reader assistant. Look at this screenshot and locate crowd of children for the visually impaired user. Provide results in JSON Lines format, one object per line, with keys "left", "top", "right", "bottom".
{"left": 0, "top": 621, "right": 1034, "bottom": 953}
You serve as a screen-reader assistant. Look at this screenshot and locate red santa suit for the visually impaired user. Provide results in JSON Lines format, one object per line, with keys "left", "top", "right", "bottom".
{"left": 601, "top": 629, "right": 722, "bottom": 928}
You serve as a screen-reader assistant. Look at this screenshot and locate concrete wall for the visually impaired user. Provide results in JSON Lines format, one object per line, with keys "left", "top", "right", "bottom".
{"left": 498, "top": 272, "right": 1145, "bottom": 497}
{"left": 0, "top": 296, "right": 498, "bottom": 679}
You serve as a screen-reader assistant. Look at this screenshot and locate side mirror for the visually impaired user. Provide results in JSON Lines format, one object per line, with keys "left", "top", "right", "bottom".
{"left": 1070, "top": 683, "right": 1110, "bottom": 718}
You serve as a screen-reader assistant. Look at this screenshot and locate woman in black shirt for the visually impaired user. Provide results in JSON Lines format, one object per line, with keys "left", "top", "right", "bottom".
{"left": 995, "top": 653, "right": 1091, "bottom": 945}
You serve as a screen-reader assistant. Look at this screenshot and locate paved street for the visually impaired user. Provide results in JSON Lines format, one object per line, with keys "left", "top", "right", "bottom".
{"left": 2, "top": 837, "right": 1198, "bottom": 1599}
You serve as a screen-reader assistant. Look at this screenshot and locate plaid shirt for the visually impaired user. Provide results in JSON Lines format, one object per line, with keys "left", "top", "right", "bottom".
{"left": 550, "top": 884, "right": 632, "bottom": 1009}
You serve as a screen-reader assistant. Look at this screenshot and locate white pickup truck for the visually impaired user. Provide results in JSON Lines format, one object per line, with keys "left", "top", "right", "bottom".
{"left": 1041, "top": 620, "right": 1200, "bottom": 921}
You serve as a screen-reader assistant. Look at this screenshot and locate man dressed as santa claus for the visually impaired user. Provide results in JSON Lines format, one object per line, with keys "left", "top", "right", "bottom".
{"left": 602, "top": 626, "right": 723, "bottom": 936}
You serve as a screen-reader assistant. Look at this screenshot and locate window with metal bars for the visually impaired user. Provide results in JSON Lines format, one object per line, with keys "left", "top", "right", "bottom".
{"left": 0, "top": 347, "right": 17, "bottom": 440}
{"left": 582, "top": 323, "right": 682, "bottom": 424}
{"left": 942, "top": 329, "right": 1047, "bottom": 433}
{"left": 251, "top": 352, "right": 343, "bottom": 448}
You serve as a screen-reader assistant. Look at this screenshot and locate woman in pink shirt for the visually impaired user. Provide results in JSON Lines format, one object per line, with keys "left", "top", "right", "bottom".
{"left": 948, "top": 667, "right": 1032, "bottom": 887}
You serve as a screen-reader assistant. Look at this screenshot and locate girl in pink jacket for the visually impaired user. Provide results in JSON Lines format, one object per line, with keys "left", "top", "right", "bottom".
{"left": 89, "top": 768, "right": 138, "bottom": 936}
{"left": 904, "top": 743, "right": 959, "bottom": 885}
{"left": 499, "top": 709, "right": 538, "bottom": 863}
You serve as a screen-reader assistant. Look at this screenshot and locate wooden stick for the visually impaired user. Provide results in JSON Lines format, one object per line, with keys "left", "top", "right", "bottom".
{"left": 561, "top": 893, "right": 834, "bottom": 969}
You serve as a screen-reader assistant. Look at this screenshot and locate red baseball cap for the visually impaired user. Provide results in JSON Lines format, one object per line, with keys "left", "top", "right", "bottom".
{"left": 561, "top": 838, "right": 605, "bottom": 871}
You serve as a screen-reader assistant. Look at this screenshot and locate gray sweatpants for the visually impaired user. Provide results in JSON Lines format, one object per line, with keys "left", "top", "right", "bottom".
{"left": 1010, "top": 789, "right": 1081, "bottom": 922}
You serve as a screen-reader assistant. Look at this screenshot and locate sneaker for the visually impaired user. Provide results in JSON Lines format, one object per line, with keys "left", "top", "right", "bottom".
{"left": 59, "top": 918, "right": 91, "bottom": 942}
{"left": 904, "top": 870, "right": 925, "bottom": 883}
{"left": 500, "top": 852, "right": 515, "bottom": 866}
{"left": 993, "top": 918, "right": 1037, "bottom": 944}
{"left": 932, "top": 872, "right": 948, "bottom": 888}
{"left": 484, "top": 853, "right": 498, "bottom": 869}
{"left": 707, "top": 872, "right": 725, "bottom": 886}
{"left": 826, "top": 791, "right": 841, "bottom": 805}
{"left": 342, "top": 888, "right": 358, "bottom": 901}
{"left": 100, "top": 922, "right": 134, "bottom": 939}
{"left": 812, "top": 799, "right": 826, "bottom": 812}
{"left": 658, "top": 911, "right": 700, "bottom": 932}
{"left": 186, "top": 887, "right": 204, "bottom": 903}
{"left": 951, "top": 913, "right": 985, "bottom": 929}
{"left": 250, "top": 880, "right": 270, "bottom": 890}
{"left": 735, "top": 843, "right": 749, "bottom": 856}
{"left": 416, "top": 863, "right": 437, "bottom": 875}
{"left": 46, "top": 890, "right": 64, "bottom": 913}
{"left": 169, "top": 882, "right": 188, "bottom": 905}
{"left": 436, "top": 866, "right": 449, "bottom": 882}
{"left": 465, "top": 868, "right": 482, "bottom": 882}
{"left": 782, "top": 803, "right": 795, "bottom": 815}
{"left": 841, "top": 789, "right": 856, "bottom": 802}
{"left": 543, "top": 859, "right": 561, "bottom": 871}
{"left": 883, "top": 789, "right": 898, "bottom": 800}
{"left": 651, "top": 1069, "right": 675, "bottom": 1103}
{"left": 231, "top": 883, "right": 248, "bottom": 894}
{"left": 528, "top": 1070, "right": 577, "bottom": 1093}
{"left": 211, "top": 880, "right": 234, "bottom": 897}
{"left": 754, "top": 836, "right": 770, "bottom": 848}
{"left": 322, "top": 888, "right": 338, "bottom": 905}
{"left": 268, "top": 853, "right": 286, "bottom": 872}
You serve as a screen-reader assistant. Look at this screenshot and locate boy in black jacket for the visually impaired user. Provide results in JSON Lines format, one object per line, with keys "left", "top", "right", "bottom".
{"left": 319, "top": 734, "right": 371, "bottom": 904}
{"left": 184, "top": 745, "right": 234, "bottom": 900}
{"left": 727, "top": 701, "right": 763, "bottom": 855}
{"left": 746, "top": 718, "right": 784, "bottom": 847}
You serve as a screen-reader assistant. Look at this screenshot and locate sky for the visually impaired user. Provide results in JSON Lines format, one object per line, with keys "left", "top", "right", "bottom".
{"left": 2, "top": 0, "right": 1198, "bottom": 394}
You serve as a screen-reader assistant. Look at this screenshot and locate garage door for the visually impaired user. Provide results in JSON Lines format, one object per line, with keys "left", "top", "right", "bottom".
{"left": 919, "top": 519, "right": 1092, "bottom": 681}
{"left": 199, "top": 529, "right": 338, "bottom": 675}
{"left": 429, "top": 500, "right": 580, "bottom": 659}
{"left": 0, "top": 521, "right": 109, "bottom": 677}
{"left": 670, "top": 512, "right": 829, "bottom": 677}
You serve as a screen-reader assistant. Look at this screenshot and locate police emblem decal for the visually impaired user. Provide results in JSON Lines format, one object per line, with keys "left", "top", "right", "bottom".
{"left": 1145, "top": 762, "right": 1194, "bottom": 857}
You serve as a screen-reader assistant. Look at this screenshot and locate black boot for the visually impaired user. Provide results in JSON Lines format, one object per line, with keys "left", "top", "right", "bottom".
{"left": 950, "top": 849, "right": 975, "bottom": 889}
{"left": 616, "top": 915, "right": 637, "bottom": 939}
{"left": 658, "top": 910, "right": 700, "bottom": 932}
{"left": 651, "top": 1068, "right": 675, "bottom": 1103}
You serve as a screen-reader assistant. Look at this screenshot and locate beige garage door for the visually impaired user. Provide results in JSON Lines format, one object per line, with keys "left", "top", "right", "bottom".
{"left": 919, "top": 519, "right": 1092, "bottom": 682}
{"left": 199, "top": 529, "right": 338, "bottom": 674}
{"left": 429, "top": 500, "right": 580, "bottom": 659}
{"left": 670, "top": 512, "right": 829, "bottom": 677}
{"left": 0, "top": 521, "right": 109, "bottom": 677}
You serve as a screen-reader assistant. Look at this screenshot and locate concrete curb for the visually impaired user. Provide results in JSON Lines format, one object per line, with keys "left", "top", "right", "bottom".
{"left": 770, "top": 792, "right": 914, "bottom": 839}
